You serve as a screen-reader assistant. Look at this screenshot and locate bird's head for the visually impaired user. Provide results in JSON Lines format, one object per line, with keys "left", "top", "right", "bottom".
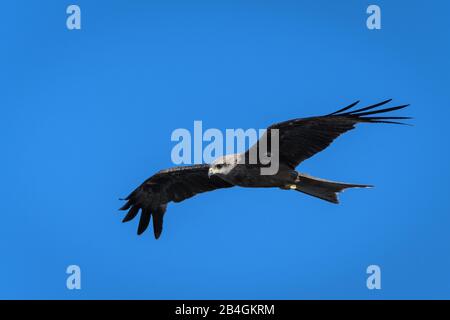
{"left": 208, "top": 154, "right": 239, "bottom": 178}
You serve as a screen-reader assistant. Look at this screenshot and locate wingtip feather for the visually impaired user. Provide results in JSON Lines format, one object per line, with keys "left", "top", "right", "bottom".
{"left": 137, "top": 211, "right": 151, "bottom": 235}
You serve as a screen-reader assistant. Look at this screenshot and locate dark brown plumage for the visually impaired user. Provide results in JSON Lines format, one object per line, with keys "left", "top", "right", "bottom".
{"left": 119, "top": 99, "right": 410, "bottom": 239}
{"left": 252, "top": 99, "right": 410, "bottom": 168}
{"left": 120, "top": 165, "right": 232, "bottom": 239}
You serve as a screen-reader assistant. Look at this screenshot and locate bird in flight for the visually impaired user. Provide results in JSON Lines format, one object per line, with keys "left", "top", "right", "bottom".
{"left": 119, "top": 99, "right": 410, "bottom": 239}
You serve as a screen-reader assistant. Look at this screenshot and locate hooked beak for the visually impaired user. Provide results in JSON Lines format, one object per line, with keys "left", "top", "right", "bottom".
{"left": 208, "top": 167, "right": 215, "bottom": 178}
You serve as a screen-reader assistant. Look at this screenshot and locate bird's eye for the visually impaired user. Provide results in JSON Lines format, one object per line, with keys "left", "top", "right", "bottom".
{"left": 216, "top": 164, "right": 223, "bottom": 169}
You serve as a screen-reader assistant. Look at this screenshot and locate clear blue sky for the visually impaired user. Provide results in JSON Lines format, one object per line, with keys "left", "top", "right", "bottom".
{"left": 1, "top": 0, "right": 449, "bottom": 299}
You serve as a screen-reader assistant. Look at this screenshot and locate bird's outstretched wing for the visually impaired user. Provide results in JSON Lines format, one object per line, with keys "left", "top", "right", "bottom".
{"left": 119, "top": 164, "right": 233, "bottom": 239}
{"left": 247, "top": 99, "right": 411, "bottom": 169}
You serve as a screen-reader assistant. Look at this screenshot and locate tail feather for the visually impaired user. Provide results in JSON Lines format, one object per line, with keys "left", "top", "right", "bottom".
{"left": 293, "top": 173, "right": 372, "bottom": 204}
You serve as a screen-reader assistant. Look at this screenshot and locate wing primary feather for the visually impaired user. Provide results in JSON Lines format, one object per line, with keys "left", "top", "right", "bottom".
{"left": 351, "top": 104, "right": 409, "bottom": 117}
{"left": 152, "top": 205, "right": 167, "bottom": 239}
{"left": 123, "top": 190, "right": 137, "bottom": 201}
{"left": 362, "top": 116, "right": 412, "bottom": 120}
{"left": 327, "top": 100, "right": 360, "bottom": 115}
{"left": 341, "top": 99, "right": 393, "bottom": 115}
{"left": 119, "top": 200, "right": 132, "bottom": 211}
{"left": 364, "top": 120, "right": 412, "bottom": 125}
{"left": 137, "top": 210, "right": 151, "bottom": 235}
{"left": 122, "top": 206, "right": 140, "bottom": 223}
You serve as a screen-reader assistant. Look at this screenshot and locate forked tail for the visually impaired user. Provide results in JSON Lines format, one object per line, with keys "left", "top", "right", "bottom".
{"left": 294, "top": 173, "right": 372, "bottom": 204}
